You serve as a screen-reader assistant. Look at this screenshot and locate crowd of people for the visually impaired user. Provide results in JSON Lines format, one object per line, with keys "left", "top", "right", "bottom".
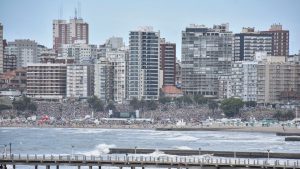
{"left": 0, "top": 99, "right": 293, "bottom": 128}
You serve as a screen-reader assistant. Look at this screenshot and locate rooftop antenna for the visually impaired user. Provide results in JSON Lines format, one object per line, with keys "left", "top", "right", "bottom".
{"left": 75, "top": 8, "right": 77, "bottom": 19}
{"left": 78, "top": 1, "right": 81, "bottom": 19}
{"left": 59, "top": 2, "right": 63, "bottom": 19}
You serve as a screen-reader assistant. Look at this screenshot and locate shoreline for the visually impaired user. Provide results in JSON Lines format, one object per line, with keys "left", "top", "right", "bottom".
{"left": 1, "top": 124, "right": 300, "bottom": 134}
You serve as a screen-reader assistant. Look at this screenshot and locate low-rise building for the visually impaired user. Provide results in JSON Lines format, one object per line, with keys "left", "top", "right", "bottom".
{"left": 0, "top": 68, "right": 26, "bottom": 91}
{"left": 3, "top": 54, "right": 17, "bottom": 72}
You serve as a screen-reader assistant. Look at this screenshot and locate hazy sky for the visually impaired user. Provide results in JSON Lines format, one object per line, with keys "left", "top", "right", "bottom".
{"left": 0, "top": 0, "right": 299, "bottom": 58}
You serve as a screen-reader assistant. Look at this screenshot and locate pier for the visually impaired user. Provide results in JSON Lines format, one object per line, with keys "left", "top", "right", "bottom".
{"left": 0, "top": 154, "right": 299, "bottom": 169}
{"left": 109, "top": 148, "right": 300, "bottom": 159}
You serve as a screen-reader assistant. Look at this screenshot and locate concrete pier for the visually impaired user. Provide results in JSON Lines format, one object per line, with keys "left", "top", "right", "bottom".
{"left": 0, "top": 154, "right": 299, "bottom": 169}
{"left": 285, "top": 136, "right": 300, "bottom": 141}
{"left": 109, "top": 148, "right": 300, "bottom": 159}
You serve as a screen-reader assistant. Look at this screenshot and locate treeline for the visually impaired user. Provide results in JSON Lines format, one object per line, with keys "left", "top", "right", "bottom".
{"left": 0, "top": 96, "right": 37, "bottom": 112}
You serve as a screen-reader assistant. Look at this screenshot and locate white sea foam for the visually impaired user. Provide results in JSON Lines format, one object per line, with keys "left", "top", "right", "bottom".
{"left": 166, "top": 135, "right": 198, "bottom": 141}
{"left": 173, "top": 146, "right": 193, "bottom": 150}
{"left": 81, "top": 143, "right": 116, "bottom": 156}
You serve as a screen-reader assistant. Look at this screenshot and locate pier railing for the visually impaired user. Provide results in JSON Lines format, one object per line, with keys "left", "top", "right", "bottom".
{"left": 1, "top": 154, "right": 299, "bottom": 169}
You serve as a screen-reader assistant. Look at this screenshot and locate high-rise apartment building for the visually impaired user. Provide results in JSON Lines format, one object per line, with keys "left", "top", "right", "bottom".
{"left": 257, "top": 58, "right": 300, "bottom": 104}
{"left": 94, "top": 49, "right": 127, "bottom": 103}
{"left": 94, "top": 57, "right": 112, "bottom": 101}
{"left": 98, "top": 37, "right": 124, "bottom": 58}
{"left": 261, "top": 24, "right": 289, "bottom": 56}
{"left": 175, "top": 60, "right": 182, "bottom": 88}
{"left": 0, "top": 23, "right": 3, "bottom": 73}
{"left": 53, "top": 17, "right": 89, "bottom": 53}
{"left": 66, "top": 64, "right": 94, "bottom": 98}
{"left": 181, "top": 24, "right": 233, "bottom": 97}
{"left": 160, "top": 39, "right": 176, "bottom": 86}
{"left": 230, "top": 61, "right": 258, "bottom": 101}
{"left": 26, "top": 63, "right": 67, "bottom": 100}
{"left": 4, "top": 39, "right": 40, "bottom": 68}
{"left": 127, "top": 27, "right": 160, "bottom": 100}
{"left": 234, "top": 28, "right": 272, "bottom": 61}
{"left": 59, "top": 40, "right": 97, "bottom": 64}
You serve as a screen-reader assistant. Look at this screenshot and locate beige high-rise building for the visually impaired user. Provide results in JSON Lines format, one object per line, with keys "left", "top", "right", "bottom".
{"left": 27, "top": 63, "right": 67, "bottom": 100}
{"left": 257, "top": 58, "right": 300, "bottom": 104}
{"left": 53, "top": 17, "right": 88, "bottom": 53}
{"left": 0, "top": 23, "right": 3, "bottom": 73}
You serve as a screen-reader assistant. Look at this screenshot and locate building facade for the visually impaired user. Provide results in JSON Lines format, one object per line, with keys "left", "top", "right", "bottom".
{"left": 94, "top": 57, "right": 112, "bottom": 101}
{"left": 26, "top": 63, "right": 67, "bottom": 100}
{"left": 0, "top": 68, "right": 26, "bottom": 91}
{"left": 160, "top": 39, "right": 176, "bottom": 86}
{"left": 3, "top": 54, "right": 17, "bottom": 72}
{"left": 94, "top": 50, "right": 127, "bottom": 103}
{"left": 128, "top": 27, "right": 160, "bottom": 100}
{"left": 66, "top": 64, "right": 94, "bottom": 98}
{"left": 53, "top": 17, "right": 89, "bottom": 53}
{"left": 181, "top": 24, "right": 233, "bottom": 97}
{"left": 257, "top": 59, "right": 300, "bottom": 104}
{"left": 59, "top": 40, "right": 97, "bottom": 64}
{"left": 0, "top": 23, "right": 3, "bottom": 73}
{"left": 4, "top": 39, "right": 39, "bottom": 68}
{"left": 175, "top": 60, "right": 182, "bottom": 88}
{"left": 234, "top": 28, "right": 272, "bottom": 61}
{"left": 261, "top": 24, "right": 289, "bottom": 56}
{"left": 230, "top": 61, "right": 258, "bottom": 101}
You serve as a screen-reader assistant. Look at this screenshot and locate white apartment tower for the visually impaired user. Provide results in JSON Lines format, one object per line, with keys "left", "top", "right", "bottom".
{"left": 94, "top": 50, "right": 127, "bottom": 103}
{"left": 128, "top": 27, "right": 160, "bottom": 100}
{"left": 66, "top": 64, "right": 94, "bottom": 98}
{"left": 230, "top": 61, "right": 258, "bottom": 101}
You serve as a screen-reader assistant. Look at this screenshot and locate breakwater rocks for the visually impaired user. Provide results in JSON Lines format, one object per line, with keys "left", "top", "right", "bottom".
{"left": 109, "top": 148, "right": 300, "bottom": 159}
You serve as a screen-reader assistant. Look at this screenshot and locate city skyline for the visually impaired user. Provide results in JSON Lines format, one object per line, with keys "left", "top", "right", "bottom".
{"left": 0, "top": 0, "right": 300, "bottom": 59}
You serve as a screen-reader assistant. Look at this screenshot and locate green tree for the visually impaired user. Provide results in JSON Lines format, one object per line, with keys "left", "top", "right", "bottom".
{"left": 273, "top": 110, "right": 295, "bottom": 121}
{"left": 174, "top": 97, "right": 183, "bottom": 108}
{"left": 12, "top": 95, "right": 37, "bottom": 112}
{"left": 193, "top": 94, "right": 208, "bottom": 105}
{"left": 208, "top": 101, "right": 218, "bottom": 114}
{"left": 159, "top": 97, "right": 172, "bottom": 104}
{"left": 245, "top": 101, "right": 257, "bottom": 108}
{"left": 106, "top": 102, "right": 116, "bottom": 111}
{"left": 220, "top": 98, "right": 244, "bottom": 117}
{"left": 129, "top": 97, "right": 140, "bottom": 110}
{"left": 182, "top": 95, "right": 193, "bottom": 105}
{"left": 87, "top": 96, "right": 104, "bottom": 111}
{"left": 27, "top": 103, "right": 37, "bottom": 112}
{"left": 145, "top": 100, "right": 158, "bottom": 110}
{"left": 0, "top": 104, "right": 12, "bottom": 111}
{"left": 12, "top": 100, "right": 26, "bottom": 111}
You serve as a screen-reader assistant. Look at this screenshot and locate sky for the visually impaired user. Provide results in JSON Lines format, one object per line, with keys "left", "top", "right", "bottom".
{"left": 0, "top": 0, "right": 300, "bottom": 59}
